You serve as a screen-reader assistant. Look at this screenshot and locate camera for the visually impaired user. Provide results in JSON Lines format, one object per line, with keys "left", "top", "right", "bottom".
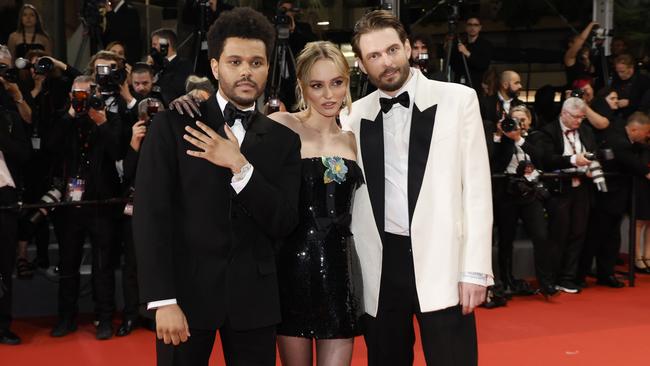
{"left": 584, "top": 149, "right": 615, "bottom": 192}
{"left": 571, "top": 88, "right": 585, "bottom": 99}
{"left": 506, "top": 160, "right": 550, "bottom": 200}
{"left": 15, "top": 57, "right": 54, "bottom": 75}
{"left": 137, "top": 97, "right": 164, "bottom": 125}
{"left": 591, "top": 26, "right": 614, "bottom": 41}
{"left": 501, "top": 116, "right": 521, "bottom": 133}
{"left": 95, "top": 63, "right": 127, "bottom": 95}
{"left": 24, "top": 179, "right": 65, "bottom": 227}
{"left": 415, "top": 53, "right": 429, "bottom": 74}
{"left": 150, "top": 38, "right": 169, "bottom": 72}
{"left": 273, "top": 7, "right": 292, "bottom": 40}
{"left": 0, "top": 63, "right": 18, "bottom": 83}
{"left": 71, "top": 86, "right": 104, "bottom": 115}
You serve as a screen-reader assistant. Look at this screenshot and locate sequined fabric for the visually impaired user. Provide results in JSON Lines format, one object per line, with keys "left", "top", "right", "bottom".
{"left": 277, "top": 157, "right": 364, "bottom": 339}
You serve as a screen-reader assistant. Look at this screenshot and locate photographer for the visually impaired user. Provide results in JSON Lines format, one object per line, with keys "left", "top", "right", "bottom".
{"left": 491, "top": 105, "right": 553, "bottom": 298}
{"left": 564, "top": 21, "right": 598, "bottom": 89}
{"left": 480, "top": 70, "right": 524, "bottom": 125}
{"left": 579, "top": 112, "right": 650, "bottom": 288}
{"left": 116, "top": 97, "right": 163, "bottom": 337}
{"left": 612, "top": 54, "right": 650, "bottom": 119}
{"left": 567, "top": 78, "right": 610, "bottom": 130}
{"left": 449, "top": 16, "right": 493, "bottom": 93}
{"left": 409, "top": 33, "right": 440, "bottom": 80}
{"left": 277, "top": 1, "right": 317, "bottom": 58}
{"left": 147, "top": 29, "right": 193, "bottom": 106}
{"left": 538, "top": 97, "right": 598, "bottom": 294}
{"left": 0, "top": 100, "right": 30, "bottom": 346}
{"left": 14, "top": 50, "right": 82, "bottom": 273}
{"left": 100, "top": 0, "right": 142, "bottom": 65}
{"left": 0, "top": 44, "right": 31, "bottom": 124}
{"left": 46, "top": 75, "right": 123, "bottom": 340}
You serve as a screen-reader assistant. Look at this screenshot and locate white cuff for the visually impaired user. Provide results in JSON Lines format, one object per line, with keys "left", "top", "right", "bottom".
{"left": 570, "top": 155, "right": 577, "bottom": 166}
{"left": 460, "top": 272, "right": 494, "bottom": 287}
{"left": 147, "top": 298, "right": 177, "bottom": 310}
{"left": 493, "top": 134, "right": 502, "bottom": 143}
{"left": 230, "top": 164, "right": 254, "bottom": 194}
{"left": 127, "top": 98, "right": 137, "bottom": 110}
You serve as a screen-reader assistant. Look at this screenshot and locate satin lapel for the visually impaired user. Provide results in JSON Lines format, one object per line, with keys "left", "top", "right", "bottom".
{"left": 240, "top": 112, "right": 272, "bottom": 156}
{"left": 360, "top": 111, "right": 385, "bottom": 237}
{"left": 408, "top": 104, "right": 437, "bottom": 223}
{"left": 202, "top": 94, "right": 227, "bottom": 138}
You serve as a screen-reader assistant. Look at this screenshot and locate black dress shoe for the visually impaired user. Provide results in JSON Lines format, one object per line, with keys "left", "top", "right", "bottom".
{"left": 51, "top": 318, "right": 77, "bottom": 337}
{"left": 0, "top": 329, "right": 21, "bottom": 345}
{"left": 116, "top": 319, "right": 138, "bottom": 337}
{"left": 96, "top": 321, "right": 113, "bottom": 340}
{"left": 538, "top": 283, "right": 559, "bottom": 299}
{"left": 596, "top": 275, "right": 625, "bottom": 288}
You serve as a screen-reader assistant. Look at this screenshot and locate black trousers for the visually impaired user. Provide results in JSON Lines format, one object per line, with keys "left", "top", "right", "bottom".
{"left": 121, "top": 217, "right": 140, "bottom": 320}
{"left": 579, "top": 208, "right": 623, "bottom": 279}
{"left": 57, "top": 207, "right": 116, "bottom": 321}
{"left": 156, "top": 321, "right": 276, "bottom": 366}
{"left": 364, "top": 233, "right": 478, "bottom": 366}
{"left": 494, "top": 192, "right": 551, "bottom": 286}
{"left": 546, "top": 183, "right": 591, "bottom": 284}
{"left": 0, "top": 187, "right": 18, "bottom": 331}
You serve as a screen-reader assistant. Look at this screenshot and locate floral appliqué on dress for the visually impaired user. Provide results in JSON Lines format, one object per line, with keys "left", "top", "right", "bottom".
{"left": 322, "top": 156, "right": 348, "bottom": 184}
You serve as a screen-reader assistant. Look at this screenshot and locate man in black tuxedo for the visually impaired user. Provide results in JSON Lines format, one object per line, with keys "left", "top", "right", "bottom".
{"left": 101, "top": 0, "right": 143, "bottom": 65}
{"left": 134, "top": 7, "right": 301, "bottom": 366}
{"left": 149, "top": 29, "right": 193, "bottom": 106}
{"left": 538, "top": 97, "right": 598, "bottom": 294}
{"left": 0, "top": 103, "right": 30, "bottom": 345}
{"left": 579, "top": 112, "right": 650, "bottom": 288}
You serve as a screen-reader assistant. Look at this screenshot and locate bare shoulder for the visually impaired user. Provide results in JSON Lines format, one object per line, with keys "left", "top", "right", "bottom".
{"left": 341, "top": 130, "right": 358, "bottom": 160}
{"left": 268, "top": 111, "right": 299, "bottom": 127}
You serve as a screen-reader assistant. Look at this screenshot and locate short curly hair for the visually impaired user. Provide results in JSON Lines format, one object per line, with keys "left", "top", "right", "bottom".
{"left": 206, "top": 7, "right": 276, "bottom": 63}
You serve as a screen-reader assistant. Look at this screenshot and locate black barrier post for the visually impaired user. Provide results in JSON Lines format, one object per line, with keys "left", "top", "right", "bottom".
{"left": 628, "top": 178, "right": 637, "bottom": 287}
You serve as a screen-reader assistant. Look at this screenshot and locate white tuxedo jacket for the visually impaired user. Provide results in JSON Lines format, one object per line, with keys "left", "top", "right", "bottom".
{"left": 341, "top": 70, "right": 493, "bottom": 317}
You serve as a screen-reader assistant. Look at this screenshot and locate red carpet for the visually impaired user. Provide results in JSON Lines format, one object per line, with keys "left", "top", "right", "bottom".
{"left": 3, "top": 275, "right": 650, "bottom": 365}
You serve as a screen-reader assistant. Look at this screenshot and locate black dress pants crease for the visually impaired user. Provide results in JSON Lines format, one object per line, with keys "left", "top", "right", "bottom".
{"left": 0, "top": 187, "right": 18, "bottom": 331}
{"left": 122, "top": 218, "right": 140, "bottom": 320}
{"left": 580, "top": 209, "right": 623, "bottom": 279}
{"left": 546, "top": 183, "right": 591, "bottom": 284}
{"left": 155, "top": 321, "right": 276, "bottom": 366}
{"left": 57, "top": 207, "right": 116, "bottom": 321}
{"left": 364, "top": 232, "right": 478, "bottom": 366}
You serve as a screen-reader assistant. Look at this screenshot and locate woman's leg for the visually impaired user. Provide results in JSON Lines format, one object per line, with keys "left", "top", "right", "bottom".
{"left": 315, "top": 338, "right": 354, "bottom": 366}
{"left": 278, "top": 335, "right": 313, "bottom": 366}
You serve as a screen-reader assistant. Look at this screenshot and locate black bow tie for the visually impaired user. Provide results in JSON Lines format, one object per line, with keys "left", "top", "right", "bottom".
{"left": 223, "top": 102, "right": 255, "bottom": 130}
{"left": 379, "top": 92, "right": 410, "bottom": 114}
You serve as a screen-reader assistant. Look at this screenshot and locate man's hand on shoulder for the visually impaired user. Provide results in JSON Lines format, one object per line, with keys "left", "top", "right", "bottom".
{"left": 155, "top": 304, "right": 191, "bottom": 346}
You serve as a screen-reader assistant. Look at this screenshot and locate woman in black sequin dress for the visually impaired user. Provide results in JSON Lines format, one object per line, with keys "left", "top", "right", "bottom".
{"left": 269, "top": 41, "right": 362, "bottom": 366}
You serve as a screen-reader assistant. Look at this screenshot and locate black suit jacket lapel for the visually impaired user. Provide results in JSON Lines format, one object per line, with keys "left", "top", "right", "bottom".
{"left": 201, "top": 94, "right": 226, "bottom": 137}
{"left": 408, "top": 104, "right": 437, "bottom": 222}
{"left": 360, "top": 112, "right": 385, "bottom": 238}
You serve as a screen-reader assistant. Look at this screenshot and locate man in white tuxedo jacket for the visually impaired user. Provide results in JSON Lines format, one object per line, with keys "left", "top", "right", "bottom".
{"left": 340, "top": 11, "right": 493, "bottom": 366}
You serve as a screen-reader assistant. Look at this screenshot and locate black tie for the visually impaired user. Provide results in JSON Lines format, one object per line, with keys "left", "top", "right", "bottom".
{"left": 223, "top": 102, "right": 255, "bottom": 130}
{"left": 379, "top": 92, "right": 410, "bottom": 114}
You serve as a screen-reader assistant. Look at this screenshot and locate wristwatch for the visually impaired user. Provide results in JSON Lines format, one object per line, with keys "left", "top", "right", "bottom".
{"left": 232, "top": 162, "right": 253, "bottom": 182}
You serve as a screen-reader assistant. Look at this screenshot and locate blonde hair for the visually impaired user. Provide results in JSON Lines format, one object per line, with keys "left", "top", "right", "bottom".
{"left": 295, "top": 41, "right": 352, "bottom": 113}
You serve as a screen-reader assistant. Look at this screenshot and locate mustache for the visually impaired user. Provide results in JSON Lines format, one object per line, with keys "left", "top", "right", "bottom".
{"left": 235, "top": 77, "right": 258, "bottom": 87}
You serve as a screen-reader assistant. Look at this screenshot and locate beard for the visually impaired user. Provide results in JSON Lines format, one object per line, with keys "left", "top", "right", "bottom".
{"left": 367, "top": 60, "right": 411, "bottom": 93}
{"left": 223, "top": 77, "right": 264, "bottom": 108}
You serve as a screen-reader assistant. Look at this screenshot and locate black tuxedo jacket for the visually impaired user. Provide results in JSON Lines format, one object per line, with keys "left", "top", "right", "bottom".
{"left": 157, "top": 57, "right": 193, "bottom": 106}
{"left": 103, "top": 2, "right": 142, "bottom": 65}
{"left": 538, "top": 119, "right": 598, "bottom": 171}
{"left": 0, "top": 108, "right": 30, "bottom": 191}
{"left": 479, "top": 94, "right": 524, "bottom": 125}
{"left": 133, "top": 94, "right": 301, "bottom": 331}
{"left": 596, "top": 127, "right": 650, "bottom": 214}
{"left": 491, "top": 130, "right": 545, "bottom": 174}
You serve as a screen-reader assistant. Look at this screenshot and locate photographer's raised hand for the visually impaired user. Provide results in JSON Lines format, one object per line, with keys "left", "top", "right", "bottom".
{"left": 183, "top": 121, "right": 247, "bottom": 173}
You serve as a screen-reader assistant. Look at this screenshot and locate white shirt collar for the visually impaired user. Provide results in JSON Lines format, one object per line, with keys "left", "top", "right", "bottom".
{"left": 559, "top": 118, "right": 576, "bottom": 133}
{"left": 112, "top": 0, "right": 125, "bottom": 13}
{"left": 216, "top": 89, "right": 255, "bottom": 114}
{"left": 378, "top": 68, "right": 416, "bottom": 110}
{"left": 497, "top": 91, "right": 512, "bottom": 103}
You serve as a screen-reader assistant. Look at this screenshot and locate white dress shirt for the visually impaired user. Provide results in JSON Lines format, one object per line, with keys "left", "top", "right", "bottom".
{"left": 147, "top": 90, "right": 255, "bottom": 310}
{"left": 559, "top": 119, "right": 587, "bottom": 172}
{"left": 380, "top": 68, "right": 489, "bottom": 286}
{"left": 497, "top": 92, "right": 513, "bottom": 115}
{"left": 505, "top": 138, "right": 529, "bottom": 174}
